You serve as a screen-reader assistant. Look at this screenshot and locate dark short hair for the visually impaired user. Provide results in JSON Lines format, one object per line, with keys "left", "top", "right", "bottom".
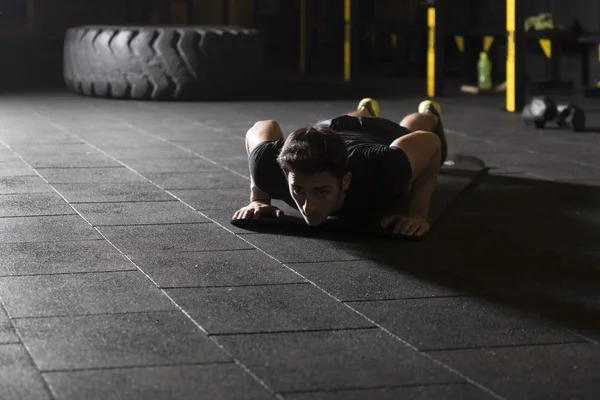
{"left": 277, "top": 126, "right": 348, "bottom": 180}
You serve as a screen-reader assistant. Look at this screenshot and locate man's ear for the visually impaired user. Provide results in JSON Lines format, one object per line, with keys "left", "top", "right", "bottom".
{"left": 341, "top": 172, "right": 352, "bottom": 191}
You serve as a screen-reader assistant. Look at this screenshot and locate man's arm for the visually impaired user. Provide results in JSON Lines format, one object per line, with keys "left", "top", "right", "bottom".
{"left": 384, "top": 131, "right": 441, "bottom": 236}
{"left": 250, "top": 180, "right": 270, "bottom": 204}
{"left": 232, "top": 120, "right": 285, "bottom": 220}
{"left": 245, "top": 119, "right": 285, "bottom": 204}
{"left": 405, "top": 153, "right": 439, "bottom": 221}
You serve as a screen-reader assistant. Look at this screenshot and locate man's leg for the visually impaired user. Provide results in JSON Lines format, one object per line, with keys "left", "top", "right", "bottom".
{"left": 245, "top": 120, "right": 284, "bottom": 153}
{"left": 399, "top": 100, "right": 448, "bottom": 165}
{"left": 399, "top": 111, "right": 438, "bottom": 132}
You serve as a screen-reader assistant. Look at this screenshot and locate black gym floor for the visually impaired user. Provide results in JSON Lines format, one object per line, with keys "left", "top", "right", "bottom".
{"left": 0, "top": 91, "right": 599, "bottom": 399}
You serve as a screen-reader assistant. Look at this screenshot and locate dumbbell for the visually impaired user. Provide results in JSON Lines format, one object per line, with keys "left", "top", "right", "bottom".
{"left": 556, "top": 104, "right": 586, "bottom": 132}
{"left": 523, "top": 97, "right": 586, "bottom": 132}
{"left": 522, "top": 96, "right": 557, "bottom": 129}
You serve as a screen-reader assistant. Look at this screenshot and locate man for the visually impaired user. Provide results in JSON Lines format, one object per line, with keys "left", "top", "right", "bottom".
{"left": 232, "top": 98, "right": 447, "bottom": 238}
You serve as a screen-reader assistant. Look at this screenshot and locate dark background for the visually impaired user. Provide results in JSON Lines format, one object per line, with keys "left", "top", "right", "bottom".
{"left": 0, "top": 0, "right": 598, "bottom": 92}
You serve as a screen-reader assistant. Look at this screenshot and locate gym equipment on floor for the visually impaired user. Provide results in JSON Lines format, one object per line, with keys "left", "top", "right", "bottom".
{"left": 522, "top": 96, "right": 586, "bottom": 132}
{"left": 63, "top": 25, "right": 264, "bottom": 100}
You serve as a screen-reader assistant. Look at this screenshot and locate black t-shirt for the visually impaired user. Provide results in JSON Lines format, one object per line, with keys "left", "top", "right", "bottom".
{"left": 249, "top": 115, "right": 414, "bottom": 223}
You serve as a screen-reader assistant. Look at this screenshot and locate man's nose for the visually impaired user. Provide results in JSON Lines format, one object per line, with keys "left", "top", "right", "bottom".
{"left": 303, "top": 198, "right": 317, "bottom": 214}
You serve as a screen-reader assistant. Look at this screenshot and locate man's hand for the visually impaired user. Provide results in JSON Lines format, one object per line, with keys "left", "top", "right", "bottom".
{"left": 381, "top": 214, "right": 430, "bottom": 237}
{"left": 232, "top": 201, "right": 284, "bottom": 220}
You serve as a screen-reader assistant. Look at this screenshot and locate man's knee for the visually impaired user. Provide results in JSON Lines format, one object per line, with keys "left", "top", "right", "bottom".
{"left": 399, "top": 113, "right": 438, "bottom": 133}
{"left": 246, "top": 120, "right": 284, "bottom": 153}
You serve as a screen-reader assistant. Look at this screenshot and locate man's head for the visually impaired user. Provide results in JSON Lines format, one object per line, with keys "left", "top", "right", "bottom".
{"left": 277, "top": 126, "right": 351, "bottom": 226}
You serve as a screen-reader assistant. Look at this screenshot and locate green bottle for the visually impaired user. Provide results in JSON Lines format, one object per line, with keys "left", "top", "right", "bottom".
{"left": 478, "top": 52, "right": 492, "bottom": 90}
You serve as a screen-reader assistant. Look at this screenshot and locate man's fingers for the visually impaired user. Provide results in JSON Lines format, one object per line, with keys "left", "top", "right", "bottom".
{"left": 415, "top": 224, "right": 429, "bottom": 237}
{"left": 395, "top": 219, "right": 414, "bottom": 235}
{"left": 405, "top": 222, "right": 421, "bottom": 237}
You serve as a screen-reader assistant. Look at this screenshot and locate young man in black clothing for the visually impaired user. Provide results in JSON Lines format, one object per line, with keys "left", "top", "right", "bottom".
{"left": 232, "top": 99, "right": 447, "bottom": 238}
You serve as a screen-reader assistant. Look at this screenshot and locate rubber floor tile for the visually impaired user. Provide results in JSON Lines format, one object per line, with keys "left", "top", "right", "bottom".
{"left": 44, "top": 364, "right": 276, "bottom": 400}
{"left": 120, "top": 157, "right": 219, "bottom": 173}
{"left": 53, "top": 182, "right": 174, "bottom": 203}
{"left": 15, "top": 311, "right": 230, "bottom": 371}
{"left": 291, "top": 259, "right": 476, "bottom": 301}
{"left": 143, "top": 171, "right": 249, "bottom": 190}
{"left": 171, "top": 188, "right": 250, "bottom": 211}
{"left": 0, "top": 241, "right": 134, "bottom": 276}
{"left": 215, "top": 329, "right": 463, "bottom": 393}
{"left": 429, "top": 343, "right": 600, "bottom": 400}
{"left": 167, "top": 284, "right": 372, "bottom": 334}
{"left": 128, "top": 249, "right": 304, "bottom": 288}
{"left": 0, "top": 192, "right": 74, "bottom": 217}
{"left": 350, "top": 296, "right": 582, "bottom": 351}
{"left": 98, "top": 224, "right": 253, "bottom": 253}
{"left": 0, "top": 215, "right": 101, "bottom": 243}
{"left": 0, "top": 161, "right": 37, "bottom": 177}
{"left": 0, "top": 176, "right": 54, "bottom": 194}
{"left": 73, "top": 201, "right": 207, "bottom": 226}
{"left": 38, "top": 167, "right": 145, "bottom": 183}
{"left": 26, "top": 153, "right": 121, "bottom": 168}
{"left": 0, "top": 271, "right": 175, "bottom": 318}
{"left": 0, "top": 344, "right": 51, "bottom": 400}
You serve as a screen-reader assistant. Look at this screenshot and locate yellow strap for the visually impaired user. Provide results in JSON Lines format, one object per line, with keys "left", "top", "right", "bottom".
{"left": 483, "top": 36, "right": 494, "bottom": 52}
{"left": 454, "top": 36, "right": 464, "bottom": 53}
{"left": 344, "top": 0, "right": 351, "bottom": 81}
{"left": 538, "top": 39, "right": 551, "bottom": 58}
{"left": 506, "top": 0, "right": 515, "bottom": 112}
{"left": 427, "top": 8, "right": 436, "bottom": 97}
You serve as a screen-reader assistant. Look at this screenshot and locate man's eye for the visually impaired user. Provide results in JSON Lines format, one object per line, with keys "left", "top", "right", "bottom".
{"left": 318, "top": 190, "right": 329, "bottom": 196}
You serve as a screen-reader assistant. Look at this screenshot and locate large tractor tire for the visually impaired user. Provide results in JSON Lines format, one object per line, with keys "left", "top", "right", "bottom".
{"left": 63, "top": 25, "right": 264, "bottom": 100}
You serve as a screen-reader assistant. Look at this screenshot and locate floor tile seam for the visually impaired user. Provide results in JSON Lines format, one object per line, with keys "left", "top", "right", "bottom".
{"left": 0, "top": 213, "right": 77, "bottom": 219}
{"left": 208, "top": 326, "right": 379, "bottom": 337}
{"left": 0, "top": 269, "right": 139, "bottom": 279}
{"left": 0, "top": 295, "right": 57, "bottom": 400}
{"left": 32, "top": 166, "right": 124, "bottom": 170}
{"left": 30, "top": 104, "right": 500, "bottom": 400}
{"left": 10, "top": 309, "right": 177, "bottom": 321}
{"left": 446, "top": 129, "right": 600, "bottom": 170}
{"left": 0, "top": 191, "right": 56, "bottom": 196}
{"left": 70, "top": 199, "right": 179, "bottom": 204}
{"left": 421, "top": 339, "right": 591, "bottom": 354}
{"left": 162, "top": 282, "right": 310, "bottom": 290}
{"left": 276, "top": 381, "right": 469, "bottom": 396}
{"left": 92, "top": 221, "right": 212, "bottom": 228}
{"left": 5, "top": 113, "right": 283, "bottom": 399}
{"left": 0, "top": 239, "right": 108, "bottom": 245}
{"left": 0, "top": 339, "right": 21, "bottom": 345}
{"left": 343, "top": 294, "right": 478, "bottom": 304}
{"left": 39, "top": 360, "right": 236, "bottom": 374}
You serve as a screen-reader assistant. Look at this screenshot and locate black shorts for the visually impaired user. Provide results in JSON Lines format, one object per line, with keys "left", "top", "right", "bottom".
{"left": 248, "top": 114, "right": 413, "bottom": 209}
{"left": 315, "top": 114, "right": 412, "bottom": 144}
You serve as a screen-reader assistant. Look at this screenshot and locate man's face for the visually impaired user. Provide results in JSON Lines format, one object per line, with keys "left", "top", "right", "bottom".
{"left": 287, "top": 171, "right": 351, "bottom": 226}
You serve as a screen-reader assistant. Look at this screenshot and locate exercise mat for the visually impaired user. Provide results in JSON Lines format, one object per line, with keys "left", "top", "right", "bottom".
{"left": 230, "top": 153, "right": 487, "bottom": 240}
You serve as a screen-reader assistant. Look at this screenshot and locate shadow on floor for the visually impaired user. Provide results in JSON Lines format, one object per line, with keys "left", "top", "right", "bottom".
{"left": 239, "top": 173, "right": 600, "bottom": 342}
